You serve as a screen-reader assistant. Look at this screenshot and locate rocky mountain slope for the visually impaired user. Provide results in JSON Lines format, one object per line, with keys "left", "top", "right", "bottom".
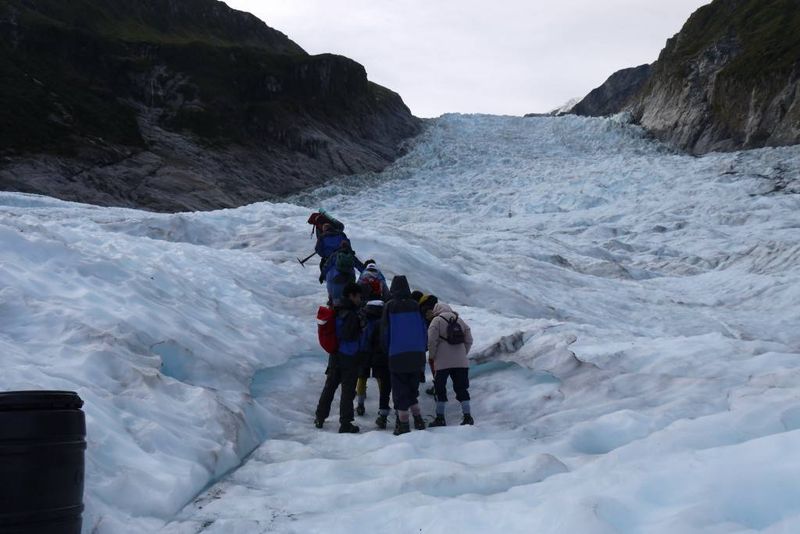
{"left": 0, "top": 0, "right": 421, "bottom": 211}
{"left": 571, "top": 65, "right": 652, "bottom": 118}
{"left": 570, "top": 0, "right": 800, "bottom": 154}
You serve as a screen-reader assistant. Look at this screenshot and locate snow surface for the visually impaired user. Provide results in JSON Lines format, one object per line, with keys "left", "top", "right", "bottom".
{"left": 2, "top": 114, "right": 800, "bottom": 533}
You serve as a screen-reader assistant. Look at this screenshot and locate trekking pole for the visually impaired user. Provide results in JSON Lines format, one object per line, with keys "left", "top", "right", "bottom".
{"left": 297, "top": 251, "right": 317, "bottom": 268}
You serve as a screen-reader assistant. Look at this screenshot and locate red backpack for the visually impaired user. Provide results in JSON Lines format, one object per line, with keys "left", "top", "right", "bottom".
{"left": 317, "top": 306, "right": 339, "bottom": 354}
{"left": 363, "top": 277, "right": 383, "bottom": 299}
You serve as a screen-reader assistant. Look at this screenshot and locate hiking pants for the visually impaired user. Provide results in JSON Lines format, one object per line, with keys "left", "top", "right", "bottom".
{"left": 356, "top": 377, "right": 368, "bottom": 397}
{"left": 374, "top": 367, "right": 392, "bottom": 411}
{"left": 391, "top": 371, "right": 421, "bottom": 411}
{"left": 356, "top": 362, "right": 371, "bottom": 393}
{"left": 356, "top": 368, "right": 392, "bottom": 411}
{"left": 434, "top": 367, "right": 470, "bottom": 403}
{"left": 316, "top": 361, "right": 358, "bottom": 424}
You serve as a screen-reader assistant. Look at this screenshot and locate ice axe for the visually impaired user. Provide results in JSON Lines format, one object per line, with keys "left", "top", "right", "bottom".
{"left": 297, "top": 251, "right": 317, "bottom": 268}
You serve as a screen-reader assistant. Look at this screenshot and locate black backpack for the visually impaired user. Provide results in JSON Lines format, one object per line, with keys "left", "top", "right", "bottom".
{"left": 440, "top": 314, "right": 466, "bottom": 345}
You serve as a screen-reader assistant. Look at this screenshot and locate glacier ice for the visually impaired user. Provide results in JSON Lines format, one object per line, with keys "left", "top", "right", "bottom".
{"left": 1, "top": 114, "right": 799, "bottom": 533}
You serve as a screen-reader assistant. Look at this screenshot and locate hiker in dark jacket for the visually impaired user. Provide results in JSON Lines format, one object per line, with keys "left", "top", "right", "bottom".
{"left": 315, "top": 283, "right": 364, "bottom": 434}
{"left": 322, "top": 241, "right": 365, "bottom": 306}
{"left": 381, "top": 276, "right": 428, "bottom": 435}
{"left": 355, "top": 300, "right": 393, "bottom": 428}
{"left": 315, "top": 223, "right": 349, "bottom": 276}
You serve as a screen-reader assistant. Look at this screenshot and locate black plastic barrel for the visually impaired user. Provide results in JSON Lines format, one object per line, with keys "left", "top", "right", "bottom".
{"left": 0, "top": 391, "right": 86, "bottom": 534}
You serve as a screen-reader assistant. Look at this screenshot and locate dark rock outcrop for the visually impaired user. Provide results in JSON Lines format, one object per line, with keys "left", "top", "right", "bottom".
{"left": 0, "top": 0, "right": 421, "bottom": 211}
{"left": 571, "top": 65, "right": 652, "bottom": 117}
{"left": 570, "top": 0, "right": 800, "bottom": 154}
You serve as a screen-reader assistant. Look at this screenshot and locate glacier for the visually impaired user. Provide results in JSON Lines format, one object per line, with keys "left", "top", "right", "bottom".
{"left": 1, "top": 114, "right": 799, "bottom": 533}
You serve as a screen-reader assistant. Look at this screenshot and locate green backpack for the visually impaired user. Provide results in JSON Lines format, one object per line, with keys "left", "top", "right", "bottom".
{"left": 335, "top": 250, "right": 355, "bottom": 273}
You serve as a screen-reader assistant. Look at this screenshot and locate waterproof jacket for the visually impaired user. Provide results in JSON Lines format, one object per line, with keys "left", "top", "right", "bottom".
{"left": 326, "top": 267, "right": 355, "bottom": 307}
{"left": 357, "top": 266, "right": 390, "bottom": 301}
{"left": 359, "top": 301, "right": 387, "bottom": 368}
{"left": 315, "top": 229, "right": 348, "bottom": 261}
{"left": 334, "top": 300, "right": 362, "bottom": 365}
{"left": 381, "top": 276, "right": 427, "bottom": 373}
{"left": 427, "top": 303, "right": 473, "bottom": 371}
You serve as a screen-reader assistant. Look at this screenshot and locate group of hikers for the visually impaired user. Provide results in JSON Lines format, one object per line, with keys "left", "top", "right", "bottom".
{"left": 305, "top": 210, "right": 475, "bottom": 435}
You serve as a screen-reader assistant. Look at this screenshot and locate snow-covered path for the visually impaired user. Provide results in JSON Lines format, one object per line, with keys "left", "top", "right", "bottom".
{"left": 2, "top": 114, "right": 800, "bottom": 533}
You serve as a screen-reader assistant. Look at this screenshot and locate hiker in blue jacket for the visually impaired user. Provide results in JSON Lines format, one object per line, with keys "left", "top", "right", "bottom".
{"left": 381, "top": 275, "right": 429, "bottom": 435}
{"left": 314, "top": 283, "right": 364, "bottom": 434}
{"left": 322, "top": 241, "right": 365, "bottom": 306}
{"left": 315, "top": 223, "right": 349, "bottom": 277}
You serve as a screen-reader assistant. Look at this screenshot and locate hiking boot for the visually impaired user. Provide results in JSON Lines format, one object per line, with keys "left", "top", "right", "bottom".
{"left": 461, "top": 414, "right": 474, "bottom": 426}
{"left": 375, "top": 414, "right": 388, "bottom": 430}
{"left": 356, "top": 404, "right": 366, "bottom": 416}
{"left": 314, "top": 418, "right": 324, "bottom": 429}
{"left": 429, "top": 415, "right": 447, "bottom": 427}
{"left": 338, "top": 422, "right": 360, "bottom": 434}
{"left": 393, "top": 421, "right": 411, "bottom": 436}
{"left": 413, "top": 415, "right": 426, "bottom": 430}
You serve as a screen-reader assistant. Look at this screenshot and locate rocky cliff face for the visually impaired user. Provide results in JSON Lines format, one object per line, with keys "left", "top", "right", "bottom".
{"left": 572, "top": 0, "right": 800, "bottom": 154}
{"left": 0, "top": 0, "right": 421, "bottom": 211}
{"left": 571, "top": 65, "right": 652, "bottom": 117}
{"left": 631, "top": 0, "right": 800, "bottom": 154}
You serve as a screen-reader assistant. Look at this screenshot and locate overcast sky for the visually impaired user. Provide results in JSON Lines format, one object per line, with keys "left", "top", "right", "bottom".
{"left": 225, "top": 0, "right": 710, "bottom": 118}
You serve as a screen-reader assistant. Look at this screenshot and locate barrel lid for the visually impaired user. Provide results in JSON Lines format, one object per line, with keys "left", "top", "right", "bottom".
{"left": 0, "top": 391, "right": 84, "bottom": 411}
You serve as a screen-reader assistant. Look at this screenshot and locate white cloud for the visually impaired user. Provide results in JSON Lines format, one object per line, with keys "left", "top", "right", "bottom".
{"left": 225, "top": 0, "right": 710, "bottom": 117}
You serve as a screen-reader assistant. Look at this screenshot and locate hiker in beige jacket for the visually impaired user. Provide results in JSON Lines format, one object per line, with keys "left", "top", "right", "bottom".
{"left": 427, "top": 302, "right": 475, "bottom": 426}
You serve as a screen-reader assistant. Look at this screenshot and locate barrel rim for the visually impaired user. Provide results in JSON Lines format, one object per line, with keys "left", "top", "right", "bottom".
{"left": 0, "top": 391, "right": 84, "bottom": 411}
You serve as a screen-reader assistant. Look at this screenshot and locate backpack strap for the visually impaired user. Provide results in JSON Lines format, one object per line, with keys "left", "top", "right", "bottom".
{"left": 442, "top": 313, "right": 458, "bottom": 324}
{"left": 438, "top": 313, "right": 457, "bottom": 342}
